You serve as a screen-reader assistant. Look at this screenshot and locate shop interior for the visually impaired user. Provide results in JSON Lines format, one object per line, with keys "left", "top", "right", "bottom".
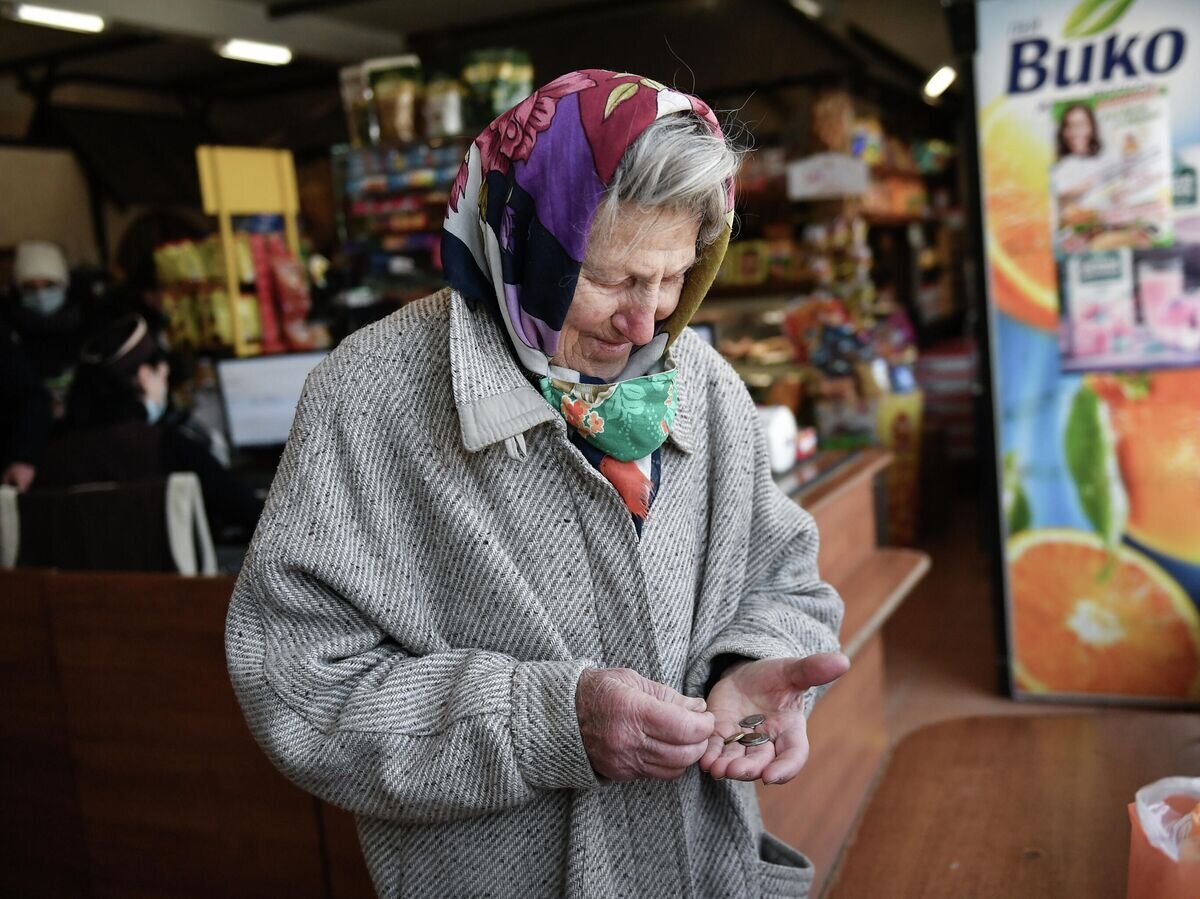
{"left": 0, "top": 1, "right": 1196, "bottom": 897}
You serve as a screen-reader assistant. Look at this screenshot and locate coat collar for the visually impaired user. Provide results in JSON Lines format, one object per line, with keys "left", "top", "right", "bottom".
{"left": 448, "top": 289, "right": 694, "bottom": 455}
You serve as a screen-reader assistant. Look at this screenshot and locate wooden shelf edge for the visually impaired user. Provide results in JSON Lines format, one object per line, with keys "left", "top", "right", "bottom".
{"left": 798, "top": 448, "right": 892, "bottom": 515}
{"left": 839, "top": 548, "right": 931, "bottom": 660}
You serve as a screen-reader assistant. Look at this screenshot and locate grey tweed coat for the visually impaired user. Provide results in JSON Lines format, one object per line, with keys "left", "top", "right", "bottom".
{"left": 226, "top": 288, "right": 844, "bottom": 898}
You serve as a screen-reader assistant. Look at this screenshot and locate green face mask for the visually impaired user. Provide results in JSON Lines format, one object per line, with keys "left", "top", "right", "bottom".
{"left": 540, "top": 366, "right": 678, "bottom": 462}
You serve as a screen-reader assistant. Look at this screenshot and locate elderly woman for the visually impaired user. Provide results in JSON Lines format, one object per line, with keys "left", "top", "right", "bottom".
{"left": 227, "top": 69, "right": 846, "bottom": 898}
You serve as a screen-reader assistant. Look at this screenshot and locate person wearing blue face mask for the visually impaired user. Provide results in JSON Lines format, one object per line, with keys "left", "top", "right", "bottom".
{"left": 35, "top": 314, "right": 263, "bottom": 539}
{"left": 5, "top": 241, "right": 84, "bottom": 409}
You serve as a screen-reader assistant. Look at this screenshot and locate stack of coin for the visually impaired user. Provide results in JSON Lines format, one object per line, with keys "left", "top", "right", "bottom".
{"left": 722, "top": 714, "right": 773, "bottom": 747}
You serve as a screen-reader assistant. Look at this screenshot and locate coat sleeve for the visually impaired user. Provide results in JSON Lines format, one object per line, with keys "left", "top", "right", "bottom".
{"left": 0, "top": 332, "right": 52, "bottom": 467}
{"left": 685, "top": 393, "right": 844, "bottom": 712}
{"left": 225, "top": 358, "right": 600, "bottom": 825}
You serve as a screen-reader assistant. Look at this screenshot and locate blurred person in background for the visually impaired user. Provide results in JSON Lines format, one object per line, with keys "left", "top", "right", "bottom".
{"left": 4, "top": 241, "right": 85, "bottom": 411}
{"left": 0, "top": 322, "right": 52, "bottom": 492}
{"left": 36, "top": 313, "right": 262, "bottom": 538}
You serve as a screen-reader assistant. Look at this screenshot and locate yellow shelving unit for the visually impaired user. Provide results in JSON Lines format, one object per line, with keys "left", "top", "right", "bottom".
{"left": 196, "top": 146, "right": 301, "bottom": 357}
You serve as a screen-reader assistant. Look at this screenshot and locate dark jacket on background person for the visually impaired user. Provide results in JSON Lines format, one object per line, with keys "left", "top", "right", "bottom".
{"left": 34, "top": 318, "right": 263, "bottom": 537}
{"left": 0, "top": 326, "right": 52, "bottom": 472}
{"left": 36, "top": 420, "right": 262, "bottom": 536}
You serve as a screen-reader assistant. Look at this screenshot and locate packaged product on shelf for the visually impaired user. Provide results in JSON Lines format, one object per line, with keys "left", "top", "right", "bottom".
{"left": 913, "top": 139, "right": 955, "bottom": 174}
{"left": 271, "top": 256, "right": 325, "bottom": 351}
{"left": 856, "top": 358, "right": 891, "bottom": 397}
{"left": 719, "top": 240, "right": 769, "bottom": 285}
{"left": 366, "top": 54, "right": 423, "bottom": 144}
{"left": 876, "top": 391, "right": 924, "bottom": 544}
{"left": 738, "top": 147, "right": 787, "bottom": 194}
{"left": 174, "top": 240, "right": 205, "bottom": 282}
{"left": 340, "top": 65, "right": 377, "bottom": 147}
{"left": 851, "top": 116, "right": 885, "bottom": 165}
{"left": 209, "top": 286, "right": 233, "bottom": 347}
{"left": 160, "top": 287, "right": 199, "bottom": 349}
{"left": 766, "top": 238, "right": 795, "bottom": 283}
{"left": 462, "top": 49, "right": 533, "bottom": 126}
{"left": 424, "top": 74, "right": 465, "bottom": 140}
{"left": 245, "top": 232, "right": 287, "bottom": 354}
{"left": 812, "top": 88, "right": 855, "bottom": 152}
{"left": 815, "top": 395, "right": 877, "bottom": 449}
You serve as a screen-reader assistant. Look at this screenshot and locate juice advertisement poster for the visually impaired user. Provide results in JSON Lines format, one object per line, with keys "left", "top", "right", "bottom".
{"left": 977, "top": 0, "right": 1200, "bottom": 703}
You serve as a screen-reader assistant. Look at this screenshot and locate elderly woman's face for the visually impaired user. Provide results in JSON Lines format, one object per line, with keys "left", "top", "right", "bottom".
{"left": 554, "top": 204, "right": 700, "bottom": 380}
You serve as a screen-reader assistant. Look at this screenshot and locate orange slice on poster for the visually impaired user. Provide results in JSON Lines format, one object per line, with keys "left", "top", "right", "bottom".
{"left": 1009, "top": 528, "right": 1200, "bottom": 698}
{"left": 980, "top": 101, "right": 1059, "bottom": 331}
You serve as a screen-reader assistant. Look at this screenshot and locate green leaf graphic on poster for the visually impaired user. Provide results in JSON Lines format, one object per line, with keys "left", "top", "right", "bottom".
{"left": 1063, "top": 0, "right": 1136, "bottom": 39}
{"left": 1064, "top": 385, "right": 1128, "bottom": 546}
{"left": 1003, "top": 452, "right": 1032, "bottom": 535}
{"left": 1114, "top": 372, "right": 1151, "bottom": 400}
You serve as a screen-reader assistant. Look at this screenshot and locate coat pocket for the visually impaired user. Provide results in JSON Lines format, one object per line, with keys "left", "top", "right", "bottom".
{"left": 755, "top": 831, "right": 815, "bottom": 898}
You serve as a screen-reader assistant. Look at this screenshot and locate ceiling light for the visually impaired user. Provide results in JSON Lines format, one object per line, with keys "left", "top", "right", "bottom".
{"left": 13, "top": 4, "right": 105, "bottom": 33}
{"left": 924, "top": 65, "right": 957, "bottom": 99}
{"left": 789, "top": 0, "right": 823, "bottom": 17}
{"left": 216, "top": 38, "right": 292, "bottom": 66}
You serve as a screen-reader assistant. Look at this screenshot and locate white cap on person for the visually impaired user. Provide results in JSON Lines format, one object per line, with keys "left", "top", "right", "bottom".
{"left": 15, "top": 241, "right": 69, "bottom": 286}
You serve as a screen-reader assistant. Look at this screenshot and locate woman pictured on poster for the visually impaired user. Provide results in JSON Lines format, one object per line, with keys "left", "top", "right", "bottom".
{"left": 1053, "top": 103, "right": 1108, "bottom": 242}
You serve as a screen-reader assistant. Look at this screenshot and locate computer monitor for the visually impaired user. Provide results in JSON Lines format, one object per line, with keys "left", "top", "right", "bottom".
{"left": 216, "top": 351, "right": 327, "bottom": 449}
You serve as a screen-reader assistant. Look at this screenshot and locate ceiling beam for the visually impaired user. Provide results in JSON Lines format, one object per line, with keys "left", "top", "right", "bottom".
{"left": 18, "top": 0, "right": 405, "bottom": 63}
{"left": 0, "top": 33, "right": 160, "bottom": 76}
{"left": 267, "top": 0, "right": 370, "bottom": 19}
{"left": 409, "top": 0, "right": 704, "bottom": 45}
{"left": 845, "top": 24, "right": 928, "bottom": 87}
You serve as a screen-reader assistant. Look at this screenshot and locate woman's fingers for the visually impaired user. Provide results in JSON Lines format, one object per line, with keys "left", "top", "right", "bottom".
{"left": 635, "top": 674, "right": 708, "bottom": 712}
{"left": 723, "top": 746, "right": 774, "bottom": 782}
{"left": 635, "top": 692, "right": 715, "bottom": 744}
{"left": 710, "top": 740, "right": 774, "bottom": 781}
{"left": 641, "top": 762, "right": 692, "bottom": 781}
{"left": 784, "top": 652, "right": 850, "bottom": 691}
{"left": 760, "top": 720, "right": 811, "bottom": 785}
{"left": 641, "top": 736, "right": 710, "bottom": 769}
{"left": 698, "top": 733, "right": 727, "bottom": 771}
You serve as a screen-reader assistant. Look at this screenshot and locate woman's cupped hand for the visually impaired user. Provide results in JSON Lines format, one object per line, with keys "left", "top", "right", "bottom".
{"left": 575, "top": 652, "right": 848, "bottom": 785}
{"left": 698, "top": 653, "right": 850, "bottom": 785}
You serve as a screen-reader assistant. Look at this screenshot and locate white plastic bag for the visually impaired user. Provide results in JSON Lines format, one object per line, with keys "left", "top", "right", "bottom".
{"left": 1127, "top": 776, "right": 1200, "bottom": 899}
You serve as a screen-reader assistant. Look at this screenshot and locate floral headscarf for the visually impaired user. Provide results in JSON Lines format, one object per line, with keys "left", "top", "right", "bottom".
{"left": 441, "top": 68, "right": 735, "bottom": 379}
{"left": 441, "top": 69, "right": 735, "bottom": 531}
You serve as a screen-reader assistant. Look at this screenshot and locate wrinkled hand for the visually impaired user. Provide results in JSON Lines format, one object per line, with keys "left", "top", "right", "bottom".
{"left": 2, "top": 462, "right": 35, "bottom": 493}
{"left": 576, "top": 667, "right": 715, "bottom": 782}
{"left": 699, "top": 653, "right": 850, "bottom": 785}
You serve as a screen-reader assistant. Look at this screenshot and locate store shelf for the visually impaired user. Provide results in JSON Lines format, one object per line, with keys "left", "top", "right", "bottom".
{"left": 728, "top": 360, "right": 806, "bottom": 379}
{"left": 863, "top": 211, "right": 931, "bottom": 227}
{"left": 839, "top": 548, "right": 932, "bottom": 659}
{"left": 869, "top": 165, "right": 926, "bottom": 180}
{"left": 706, "top": 280, "right": 816, "bottom": 300}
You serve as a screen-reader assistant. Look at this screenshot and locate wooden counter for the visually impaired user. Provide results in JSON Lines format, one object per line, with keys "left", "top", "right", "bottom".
{"left": 825, "top": 714, "right": 1200, "bottom": 898}
{"left": 759, "top": 449, "right": 931, "bottom": 896}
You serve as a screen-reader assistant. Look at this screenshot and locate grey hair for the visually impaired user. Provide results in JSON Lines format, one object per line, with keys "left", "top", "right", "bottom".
{"left": 595, "top": 112, "right": 743, "bottom": 249}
